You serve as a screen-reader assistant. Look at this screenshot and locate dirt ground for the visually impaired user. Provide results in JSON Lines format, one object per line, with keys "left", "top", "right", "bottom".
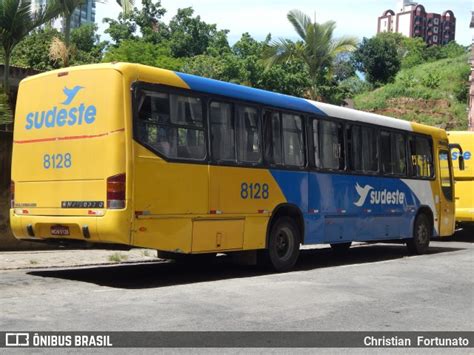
{"left": 0, "top": 248, "right": 160, "bottom": 270}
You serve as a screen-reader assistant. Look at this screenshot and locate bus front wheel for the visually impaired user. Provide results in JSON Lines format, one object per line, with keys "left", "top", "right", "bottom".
{"left": 264, "top": 217, "right": 300, "bottom": 272}
{"left": 407, "top": 214, "right": 431, "bottom": 255}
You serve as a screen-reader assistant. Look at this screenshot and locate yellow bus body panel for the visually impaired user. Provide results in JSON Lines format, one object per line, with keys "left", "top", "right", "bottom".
{"left": 11, "top": 65, "right": 131, "bottom": 244}
{"left": 448, "top": 131, "right": 474, "bottom": 223}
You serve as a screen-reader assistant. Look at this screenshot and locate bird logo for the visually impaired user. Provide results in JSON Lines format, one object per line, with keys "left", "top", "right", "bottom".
{"left": 61, "top": 86, "right": 84, "bottom": 105}
{"left": 354, "top": 183, "right": 374, "bottom": 207}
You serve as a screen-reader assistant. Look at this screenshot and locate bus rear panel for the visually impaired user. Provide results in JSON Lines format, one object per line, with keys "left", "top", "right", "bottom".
{"left": 11, "top": 66, "right": 130, "bottom": 245}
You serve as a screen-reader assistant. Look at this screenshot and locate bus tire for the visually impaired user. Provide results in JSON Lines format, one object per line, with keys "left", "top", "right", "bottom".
{"left": 330, "top": 242, "right": 352, "bottom": 255}
{"left": 265, "top": 217, "right": 300, "bottom": 272}
{"left": 407, "top": 213, "right": 431, "bottom": 255}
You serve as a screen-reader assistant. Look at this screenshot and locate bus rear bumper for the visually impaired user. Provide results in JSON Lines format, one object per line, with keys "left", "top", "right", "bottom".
{"left": 10, "top": 209, "right": 131, "bottom": 246}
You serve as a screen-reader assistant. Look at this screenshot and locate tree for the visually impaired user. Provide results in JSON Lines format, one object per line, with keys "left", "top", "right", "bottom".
{"left": 262, "top": 9, "right": 357, "bottom": 101}
{"left": 54, "top": 0, "right": 134, "bottom": 66}
{"left": 11, "top": 26, "right": 62, "bottom": 70}
{"left": 103, "top": 0, "right": 168, "bottom": 46}
{"left": 169, "top": 7, "right": 225, "bottom": 57}
{"left": 183, "top": 33, "right": 312, "bottom": 98}
{"left": 69, "top": 23, "right": 106, "bottom": 64}
{"left": 103, "top": 39, "right": 183, "bottom": 70}
{"left": 352, "top": 33, "right": 401, "bottom": 86}
{"left": 0, "top": 0, "right": 60, "bottom": 93}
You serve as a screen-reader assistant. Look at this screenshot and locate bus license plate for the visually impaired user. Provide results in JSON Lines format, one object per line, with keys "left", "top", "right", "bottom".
{"left": 51, "top": 225, "right": 70, "bottom": 236}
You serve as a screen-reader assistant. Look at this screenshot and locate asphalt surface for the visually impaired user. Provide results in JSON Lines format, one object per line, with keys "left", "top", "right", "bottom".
{"left": 0, "top": 231, "right": 473, "bottom": 333}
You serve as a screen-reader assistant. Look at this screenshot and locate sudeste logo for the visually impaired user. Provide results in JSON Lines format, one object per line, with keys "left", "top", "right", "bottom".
{"left": 25, "top": 86, "right": 97, "bottom": 130}
{"left": 451, "top": 151, "right": 471, "bottom": 161}
{"left": 354, "top": 183, "right": 405, "bottom": 207}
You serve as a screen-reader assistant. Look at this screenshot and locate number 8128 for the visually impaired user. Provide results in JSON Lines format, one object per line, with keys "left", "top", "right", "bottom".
{"left": 240, "top": 182, "right": 269, "bottom": 199}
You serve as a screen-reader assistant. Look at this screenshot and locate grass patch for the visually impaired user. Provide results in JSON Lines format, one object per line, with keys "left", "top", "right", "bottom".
{"left": 108, "top": 253, "right": 128, "bottom": 263}
{"left": 354, "top": 53, "right": 469, "bottom": 129}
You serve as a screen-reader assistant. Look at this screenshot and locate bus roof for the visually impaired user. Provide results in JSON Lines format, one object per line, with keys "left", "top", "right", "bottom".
{"left": 21, "top": 62, "right": 446, "bottom": 138}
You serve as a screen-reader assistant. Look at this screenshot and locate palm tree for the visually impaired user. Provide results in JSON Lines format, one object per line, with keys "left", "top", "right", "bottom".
{"left": 263, "top": 9, "right": 357, "bottom": 100}
{"left": 0, "top": 0, "right": 60, "bottom": 93}
{"left": 57, "top": 0, "right": 134, "bottom": 48}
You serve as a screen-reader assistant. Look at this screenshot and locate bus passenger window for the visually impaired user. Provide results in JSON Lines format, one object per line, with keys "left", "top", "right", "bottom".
{"left": 312, "top": 119, "right": 321, "bottom": 168}
{"left": 282, "top": 114, "right": 304, "bottom": 167}
{"left": 319, "top": 120, "right": 344, "bottom": 170}
{"left": 347, "top": 125, "right": 362, "bottom": 171}
{"left": 380, "top": 131, "right": 407, "bottom": 175}
{"left": 380, "top": 131, "right": 393, "bottom": 174}
{"left": 361, "top": 126, "right": 378, "bottom": 172}
{"left": 135, "top": 90, "right": 206, "bottom": 160}
{"left": 263, "top": 111, "right": 282, "bottom": 165}
{"left": 236, "top": 106, "right": 261, "bottom": 163}
{"left": 210, "top": 101, "right": 235, "bottom": 161}
{"left": 409, "top": 136, "right": 433, "bottom": 178}
{"left": 392, "top": 133, "right": 406, "bottom": 175}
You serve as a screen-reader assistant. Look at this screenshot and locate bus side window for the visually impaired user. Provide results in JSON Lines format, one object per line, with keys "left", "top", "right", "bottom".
{"left": 347, "top": 124, "right": 362, "bottom": 171}
{"left": 263, "top": 111, "right": 282, "bottom": 165}
{"left": 319, "top": 120, "right": 344, "bottom": 170}
{"left": 170, "top": 95, "right": 205, "bottom": 160}
{"left": 210, "top": 101, "right": 235, "bottom": 162}
{"left": 312, "top": 119, "right": 321, "bottom": 168}
{"left": 282, "top": 113, "right": 304, "bottom": 167}
{"left": 236, "top": 106, "right": 261, "bottom": 164}
{"left": 361, "top": 126, "right": 378, "bottom": 173}
{"left": 135, "top": 90, "right": 206, "bottom": 160}
{"left": 392, "top": 132, "right": 407, "bottom": 175}
{"left": 380, "top": 130, "right": 393, "bottom": 174}
{"left": 409, "top": 136, "right": 434, "bottom": 178}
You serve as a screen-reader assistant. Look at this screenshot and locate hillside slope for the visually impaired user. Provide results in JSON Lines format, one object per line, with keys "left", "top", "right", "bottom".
{"left": 354, "top": 54, "right": 470, "bottom": 130}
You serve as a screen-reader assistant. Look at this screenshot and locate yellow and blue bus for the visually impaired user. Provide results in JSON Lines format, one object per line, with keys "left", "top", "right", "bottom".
{"left": 448, "top": 131, "right": 473, "bottom": 227}
{"left": 10, "top": 63, "right": 463, "bottom": 271}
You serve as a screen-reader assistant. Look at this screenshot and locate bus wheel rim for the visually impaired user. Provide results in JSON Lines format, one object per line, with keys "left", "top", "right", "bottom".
{"left": 276, "top": 227, "right": 293, "bottom": 259}
{"left": 417, "top": 223, "right": 429, "bottom": 245}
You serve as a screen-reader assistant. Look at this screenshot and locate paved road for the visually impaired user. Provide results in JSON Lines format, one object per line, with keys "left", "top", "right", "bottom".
{"left": 1, "top": 233, "right": 473, "bottom": 332}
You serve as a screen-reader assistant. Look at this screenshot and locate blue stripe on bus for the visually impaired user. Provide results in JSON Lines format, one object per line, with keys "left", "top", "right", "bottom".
{"left": 176, "top": 72, "right": 326, "bottom": 115}
{"left": 270, "top": 170, "right": 422, "bottom": 243}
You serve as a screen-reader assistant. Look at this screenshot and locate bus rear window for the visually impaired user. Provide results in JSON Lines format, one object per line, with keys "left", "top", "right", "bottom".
{"left": 135, "top": 90, "right": 206, "bottom": 160}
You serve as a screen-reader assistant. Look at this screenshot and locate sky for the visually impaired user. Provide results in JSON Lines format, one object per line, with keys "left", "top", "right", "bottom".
{"left": 96, "top": 0, "right": 473, "bottom": 46}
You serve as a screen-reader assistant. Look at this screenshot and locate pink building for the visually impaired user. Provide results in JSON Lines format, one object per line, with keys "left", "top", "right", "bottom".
{"left": 469, "top": 12, "right": 474, "bottom": 131}
{"left": 378, "top": 1, "right": 455, "bottom": 46}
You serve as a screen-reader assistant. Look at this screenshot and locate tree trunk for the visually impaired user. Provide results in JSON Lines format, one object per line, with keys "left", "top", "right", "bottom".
{"left": 64, "top": 14, "right": 72, "bottom": 49}
{"left": 3, "top": 49, "right": 11, "bottom": 94}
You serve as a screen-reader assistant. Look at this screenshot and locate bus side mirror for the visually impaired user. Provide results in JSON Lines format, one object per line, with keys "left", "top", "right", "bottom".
{"left": 449, "top": 143, "right": 465, "bottom": 171}
{"left": 459, "top": 155, "right": 465, "bottom": 171}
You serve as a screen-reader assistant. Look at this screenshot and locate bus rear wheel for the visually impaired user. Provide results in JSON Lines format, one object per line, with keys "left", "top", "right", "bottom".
{"left": 407, "top": 213, "right": 431, "bottom": 255}
{"left": 264, "top": 217, "right": 300, "bottom": 272}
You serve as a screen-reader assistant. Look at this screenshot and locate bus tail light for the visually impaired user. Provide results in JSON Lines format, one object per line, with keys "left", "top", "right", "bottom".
{"left": 10, "top": 180, "right": 14, "bottom": 208}
{"left": 107, "top": 173, "right": 126, "bottom": 209}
